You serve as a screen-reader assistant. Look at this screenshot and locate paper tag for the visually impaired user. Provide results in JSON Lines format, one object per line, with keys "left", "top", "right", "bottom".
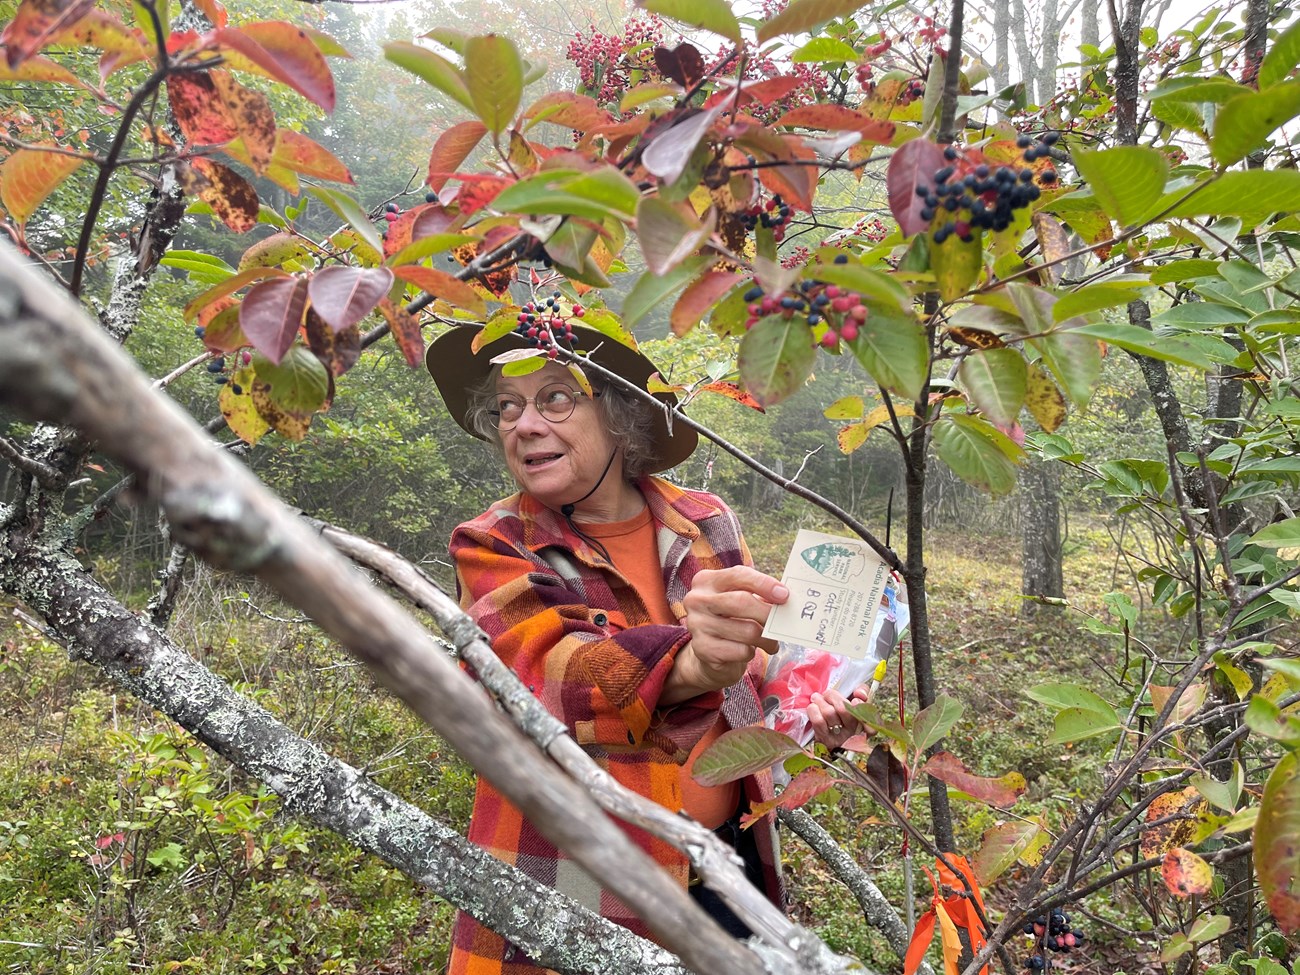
{"left": 761, "top": 529, "right": 892, "bottom": 660}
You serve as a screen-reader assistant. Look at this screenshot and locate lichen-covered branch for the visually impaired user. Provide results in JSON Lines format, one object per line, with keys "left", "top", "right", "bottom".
{"left": 0, "top": 545, "right": 693, "bottom": 975}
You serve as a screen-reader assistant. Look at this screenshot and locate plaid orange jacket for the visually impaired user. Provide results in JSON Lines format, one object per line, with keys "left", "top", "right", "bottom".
{"left": 447, "top": 477, "right": 784, "bottom": 975}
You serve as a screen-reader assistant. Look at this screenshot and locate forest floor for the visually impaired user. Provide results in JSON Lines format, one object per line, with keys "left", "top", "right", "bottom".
{"left": 0, "top": 515, "right": 1183, "bottom": 975}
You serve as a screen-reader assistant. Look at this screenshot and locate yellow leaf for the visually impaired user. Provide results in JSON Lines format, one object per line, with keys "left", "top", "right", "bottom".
{"left": 933, "top": 899, "right": 963, "bottom": 975}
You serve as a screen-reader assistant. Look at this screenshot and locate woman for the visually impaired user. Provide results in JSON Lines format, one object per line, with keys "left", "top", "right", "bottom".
{"left": 427, "top": 320, "right": 862, "bottom": 974}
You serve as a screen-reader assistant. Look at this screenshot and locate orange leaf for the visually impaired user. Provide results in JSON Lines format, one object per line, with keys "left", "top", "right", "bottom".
{"left": 523, "top": 91, "right": 613, "bottom": 130}
{"left": 453, "top": 174, "right": 512, "bottom": 216}
{"left": 190, "top": 0, "right": 228, "bottom": 28}
{"left": 427, "top": 120, "right": 488, "bottom": 192}
{"left": 167, "top": 72, "right": 239, "bottom": 146}
{"left": 271, "top": 129, "right": 351, "bottom": 184}
{"left": 211, "top": 71, "right": 276, "bottom": 175}
{"left": 1141, "top": 787, "right": 1209, "bottom": 858}
{"left": 0, "top": 145, "right": 84, "bottom": 223}
{"left": 183, "top": 158, "right": 259, "bottom": 233}
{"left": 670, "top": 271, "right": 743, "bottom": 337}
{"left": 377, "top": 296, "right": 424, "bottom": 367}
{"left": 1, "top": 0, "right": 94, "bottom": 69}
{"left": 903, "top": 909, "right": 936, "bottom": 975}
{"left": 699, "top": 380, "right": 765, "bottom": 412}
{"left": 774, "top": 105, "right": 897, "bottom": 144}
{"left": 213, "top": 22, "right": 335, "bottom": 112}
{"left": 391, "top": 265, "right": 486, "bottom": 315}
{"left": 1162, "top": 847, "right": 1213, "bottom": 898}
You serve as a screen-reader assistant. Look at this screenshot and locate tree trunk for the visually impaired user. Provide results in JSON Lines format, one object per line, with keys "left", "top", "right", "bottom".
{"left": 1019, "top": 459, "right": 1064, "bottom": 616}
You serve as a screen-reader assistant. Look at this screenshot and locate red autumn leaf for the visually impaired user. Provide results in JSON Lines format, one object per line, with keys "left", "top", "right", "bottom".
{"left": 1162, "top": 847, "right": 1213, "bottom": 898}
{"left": 94, "top": 831, "right": 125, "bottom": 849}
{"left": 271, "top": 129, "right": 351, "bottom": 183}
{"left": 700, "top": 381, "right": 765, "bottom": 412}
{"left": 0, "top": 144, "right": 85, "bottom": 224}
{"left": 920, "top": 751, "right": 1027, "bottom": 809}
{"left": 167, "top": 72, "right": 239, "bottom": 146}
{"left": 670, "top": 271, "right": 743, "bottom": 337}
{"left": 866, "top": 743, "right": 909, "bottom": 803}
{"left": 739, "top": 767, "right": 836, "bottom": 828}
{"left": 888, "top": 136, "right": 946, "bottom": 238}
{"left": 903, "top": 909, "right": 937, "bottom": 975}
{"left": 774, "top": 104, "right": 896, "bottom": 144}
{"left": 183, "top": 157, "right": 259, "bottom": 233}
{"left": 756, "top": 135, "right": 817, "bottom": 212}
{"left": 183, "top": 267, "right": 288, "bottom": 321}
{"left": 304, "top": 309, "right": 360, "bottom": 377}
{"left": 240, "top": 276, "right": 308, "bottom": 364}
{"left": 377, "top": 296, "right": 423, "bottom": 367}
{"left": 306, "top": 265, "right": 394, "bottom": 332}
{"left": 653, "top": 42, "right": 705, "bottom": 88}
{"left": 705, "top": 75, "right": 802, "bottom": 110}
{"left": 453, "top": 174, "right": 512, "bottom": 216}
{"left": 1, "top": 0, "right": 95, "bottom": 69}
{"left": 391, "top": 265, "right": 486, "bottom": 315}
{"left": 382, "top": 204, "right": 456, "bottom": 259}
{"left": 211, "top": 70, "right": 276, "bottom": 174}
{"left": 523, "top": 91, "right": 612, "bottom": 131}
{"left": 212, "top": 22, "right": 335, "bottom": 112}
{"left": 427, "top": 121, "right": 488, "bottom": 192}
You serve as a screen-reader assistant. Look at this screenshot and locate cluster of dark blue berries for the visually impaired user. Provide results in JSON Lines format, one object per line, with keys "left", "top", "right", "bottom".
{"left": 916, "top": 133, "right": 1060, "bottom": 244}
{"left": 514, "top": 291, "right": 585, "bottom": 359}
{"left": 1022, "top": 908, "right": 1084, "bottom": 971}
{"left": 193, "top": 325, "right": 250, "bottom": 388}
{"left": 741, "top": 194, "right": 793, "bottom": 242}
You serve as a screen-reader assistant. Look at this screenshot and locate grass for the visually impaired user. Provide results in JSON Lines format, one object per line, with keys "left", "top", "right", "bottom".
{"left": 0, "top": 516, "right": 1220, "bottom": 975}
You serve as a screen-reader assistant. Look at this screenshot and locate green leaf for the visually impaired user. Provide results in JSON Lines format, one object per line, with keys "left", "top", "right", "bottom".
{"left": 959, "top": 349, "right": 1027, "bottom": 425}
{"left": 307, "top": 187, "right": 384, "bottom": 258}
{"left": 1248, "top": 517, "right": 1300, "bottom": 548}
{"left": 757, "top": 0, "right": 872, "bottom": 44}
{"left": 1030, "top": 329, "right": 1101, "bottom": 410}
{"left": 932, "top": 414, "right": 1022, "bottom": 496}
{"left": 1212, "top": 82, "right": 1300, "bottom": 166}
{"left": 791, "top": 36, "right": 860, "bottom": 63}
{"left": 1047, "top": 706, "right": 1122, "bottom": 744}
{"left": 1072, "top": 323, "right": 1238, "bottom": 370}
{"left": 622, "top": 255, "right": 713, "bottom": 328}
{"left": 491, "top": 169, "right": 638, "bottom": 222}
{"left": 846, "top": 700, "right": 912, "bottom": 748}
{"left": 1147, "top": 78, "right": 1251, "bottom": 103}
{"left": 1244, "top": 696, "right": 1300, "bottom": 745}
{"left": 912, "top": 694, "right": 964, "bottom": 752}
{"left": 383, "top": 41, "right": 474, "bottom": 113}
{"left": 972, "top": 820, "right": 1044, "bottom": 884}
{"left": 1053, "top": 285, "right": 1146, "bottom": 322}
{"left": 1190, "top": 762, "right": 1244, "bottom": 813}
{"left": 844, "top": 304, "right": 928, "bottom": 400}
{"left": 1261, "top": 19, "right": 1300, "bottom": 89}
{"left": 1151, "top": 98, "right": 1206, "bottom": 132}
{"left": 931, "top": 229, "right": 983, "bottom": 301}
{"left": 1188, "top": 914, "right": 1231, "bottom": 944}
{"left": 738, "top": 314, "right": 817, "bottom": 407}
{"left": 250, "top": 347, "right": 330, "bottom": 442}
{"left": 640, "top": 0, "right": 742, "bottom": 43}
{"left": 811, "top": 263, "right": 911, "bottom": 312}
{"left": 1162, "top": 170, "right": 1300, "bottom": 220}
{"left": 1151, "top": 303, "right": 1250, "bottom": 328}
{"left": 1261, "top": 657, "right": 1300, "bottom": 682}
{"left": 1149, "top": 259, "right": 1223, "bottom": 284}
{"left": 1025, "top": 683, "right": 1117, "bottom": 719}
{"left": 1255, "top": 751, "right": 1300, "bottom": 934}
{"left": 692, "top": 727, "right": 805, "bottom": 786}
{"left": 1070, "top": 146, "right": 1169, "bottom": 226}
{"left": 145, "top": 842, "right": 186, "bottom": 870}
{"left": 464, "top": 34, "right": 523, "bottom": 136}
{"left": 636, "top": 197, "right": 713, "bottom": 277}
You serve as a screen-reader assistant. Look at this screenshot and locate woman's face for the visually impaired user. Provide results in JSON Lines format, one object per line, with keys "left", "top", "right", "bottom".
{"left": 495, "top": 363, "right": 623, "bottom": 513}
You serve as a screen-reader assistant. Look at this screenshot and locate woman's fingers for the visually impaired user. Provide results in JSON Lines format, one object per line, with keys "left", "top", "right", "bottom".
{"left": 808, "top": 690, "right": 864, "bottom": 749}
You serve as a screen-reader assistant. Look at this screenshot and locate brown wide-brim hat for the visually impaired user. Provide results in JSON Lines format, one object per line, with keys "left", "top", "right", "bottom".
{"left": 425, "top": 324, "right": 698, "bottom": 474}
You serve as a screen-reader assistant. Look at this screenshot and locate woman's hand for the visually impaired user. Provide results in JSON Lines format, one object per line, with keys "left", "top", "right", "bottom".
{"left": 806, "top": 685, "right": 872, "bottom": 749}
{"left": 662, "top": 567, "right": 788, "bottom": 704}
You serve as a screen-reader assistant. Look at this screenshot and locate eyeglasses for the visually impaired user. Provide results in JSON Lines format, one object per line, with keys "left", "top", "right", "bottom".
{"left": 489, "top": 383, "right": 595, "bottom": 430}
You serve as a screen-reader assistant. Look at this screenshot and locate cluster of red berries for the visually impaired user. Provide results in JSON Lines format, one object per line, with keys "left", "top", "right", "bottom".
{"left": 741, "top": 257, "right": 869, "bottom": 349}
{"left": 513, "top": 291, "right": 585, "bottom": 358}
{"left": 856, "top": 217, "right": 889, "bottom": 243}
{"left": 1022, "top": 909, "right": 1084, "bottom": 970}
{"left": 566, "top": 17, "right": 664, "bottom": 107}
{"left": 741, "top": 194, "right": 793, "bottom": 241}
{"left": 781, "top": 245, "right": 811, "bottom": 269}
{"left": 916, "top": 133, "right": 1059, "bottom": 243}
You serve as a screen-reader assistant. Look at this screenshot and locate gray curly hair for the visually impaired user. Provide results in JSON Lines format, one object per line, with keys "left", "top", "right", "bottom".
{"left": 464, "top": 368, "right": 660, "bottom": 481}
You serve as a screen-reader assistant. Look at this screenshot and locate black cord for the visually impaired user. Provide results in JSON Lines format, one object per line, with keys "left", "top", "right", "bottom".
{"left": 559, "top": 448, "right": 620, "bottom": 564}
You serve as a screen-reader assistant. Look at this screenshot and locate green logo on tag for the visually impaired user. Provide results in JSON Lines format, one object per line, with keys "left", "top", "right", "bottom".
{"left": 800, "top": 542, "right": 865, "bottom": 581}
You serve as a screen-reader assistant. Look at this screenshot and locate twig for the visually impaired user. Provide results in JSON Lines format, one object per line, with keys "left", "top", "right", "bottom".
{"left": 0, "top": 435, "right": 63, "bottom": 490}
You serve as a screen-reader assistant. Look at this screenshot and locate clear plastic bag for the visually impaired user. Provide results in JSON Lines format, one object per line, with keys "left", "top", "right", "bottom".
{"left": 760, "top": 582, "right": 910, "bottom": 750}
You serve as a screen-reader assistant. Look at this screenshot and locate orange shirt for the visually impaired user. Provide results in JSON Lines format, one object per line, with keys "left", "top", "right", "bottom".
{"left": 580, "top": 506, "right": 740, "bottom": 828}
